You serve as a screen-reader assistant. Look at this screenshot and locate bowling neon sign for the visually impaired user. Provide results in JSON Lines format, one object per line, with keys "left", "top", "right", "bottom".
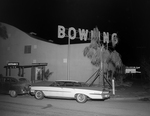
{"left": 58, "top": 25, "right": 118, "bottom": 46}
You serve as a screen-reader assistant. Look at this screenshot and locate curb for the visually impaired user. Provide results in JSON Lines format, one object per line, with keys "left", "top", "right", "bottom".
{"left": 108, "top": 95, "right": 150, "bottom": 101}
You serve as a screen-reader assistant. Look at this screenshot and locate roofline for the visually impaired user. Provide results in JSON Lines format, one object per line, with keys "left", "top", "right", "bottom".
{"left": 27, "top": 33, "right": 55, "bottom": 44}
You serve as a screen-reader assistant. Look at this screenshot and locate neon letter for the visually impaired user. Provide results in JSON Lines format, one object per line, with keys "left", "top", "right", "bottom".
{"left": 68, "top": 27, "right": 76, "bottom": 40}
{"left": 58, "top": 25, "right": 65, "bottom": 38}
{"left": 111, "top": 33, "right": 118, "bottom": 47}
{"left": 103, "top": 32, "right": 109, "bottom": 43}
{"left": 78, "top": 29, "right": 88, "bottom": 41}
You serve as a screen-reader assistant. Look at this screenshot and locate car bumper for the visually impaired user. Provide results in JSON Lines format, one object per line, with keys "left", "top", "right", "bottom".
{"left": 17, "top": 88, "right": 30, "bottom": 95}
{"left": 101, "top": 94, "right": 110, "bottom": 99}
{"left": 89, "top": 94, "right": 110, "bottom": 99}
{"left": 29, "top": 89, "right": 35, "bottom": 95}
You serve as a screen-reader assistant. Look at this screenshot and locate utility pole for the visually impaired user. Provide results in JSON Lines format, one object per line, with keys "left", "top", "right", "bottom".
{"left": 67, "top": 37, "right": 70, "bottom": 80}
{"left": 100, "top": 45, "right": 104, "bottom": 86}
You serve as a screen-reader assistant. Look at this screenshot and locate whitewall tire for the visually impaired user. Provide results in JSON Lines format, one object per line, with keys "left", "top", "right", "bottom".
{"left": 75, "top": 94, "right": 87, "bottom": 103}
{"left": 35, "top": 91, "right": 44, "bottom": 100}
{"left": 9, "top": 90, "right": 17, "bottom": 97}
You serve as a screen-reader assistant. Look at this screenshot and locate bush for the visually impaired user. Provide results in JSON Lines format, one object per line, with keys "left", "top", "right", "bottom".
{"left": 44, "top": 69, "right": 53, "bottom": 80}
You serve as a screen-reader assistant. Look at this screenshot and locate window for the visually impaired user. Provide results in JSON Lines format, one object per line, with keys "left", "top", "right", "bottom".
{"left": 19, "top": 78, "right": 27, "bottom": 82}
{"left": 57, "top": 82, "right": 64, "bottom": 86}
{"left": 65, "top": 82, "right": 74, "bottom": 86}
{"left": 24, "top": 45, "right": 31, "bottom": 54}
{"left": 11, "top": 78, "right": 17, "bottom": 83}
{"left": 74, "top": 82, "right": 81, "bottom": 87}
{"left": 5, "top": 78, "right": 10, "bottom": 83}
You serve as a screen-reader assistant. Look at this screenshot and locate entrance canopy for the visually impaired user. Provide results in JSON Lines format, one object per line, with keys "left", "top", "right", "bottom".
{"left": 4, "top": 62, "right": 48, "bottom": 77}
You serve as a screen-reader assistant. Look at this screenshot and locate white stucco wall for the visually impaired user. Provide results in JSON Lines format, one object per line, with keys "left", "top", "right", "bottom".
{"left": 0, "top": 23, "right": 99, "bottom": 83}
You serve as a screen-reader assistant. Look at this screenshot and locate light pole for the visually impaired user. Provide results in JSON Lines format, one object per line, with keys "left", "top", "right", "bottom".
{"left": 100, "top": 45, "right": 104, "bottom": 86}
{"left": 67, "top": 37, "right": 70, "bottom": 80}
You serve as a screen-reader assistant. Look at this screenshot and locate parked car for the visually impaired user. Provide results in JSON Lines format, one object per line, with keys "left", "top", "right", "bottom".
{"left": 0, "top": 76, "right": 30, "bottom": 97}
{"left": 30, "top": 80, "right": 110, "bottom": 103}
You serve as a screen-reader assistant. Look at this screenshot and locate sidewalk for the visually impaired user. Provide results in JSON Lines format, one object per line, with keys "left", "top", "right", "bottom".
{"left": 109, "top": 81, "right": 150, "bottom": 100}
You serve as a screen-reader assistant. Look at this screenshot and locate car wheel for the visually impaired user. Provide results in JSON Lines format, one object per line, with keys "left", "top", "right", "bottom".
{"left": 35, "top": 91, "right": 44, "bottom": 100}
{"left": 9, "top": 90, "right": 17, "bottom": 97}
{"left": 75, "top": 94, "right": 87, "bottom": 103}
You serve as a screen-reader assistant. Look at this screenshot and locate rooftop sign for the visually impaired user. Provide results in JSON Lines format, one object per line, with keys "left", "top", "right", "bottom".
{"left": 125, "top": 67, "right": 141, "bottom": 73}
{"left": 58, "top": 25, "right": 118, "bottom": 46}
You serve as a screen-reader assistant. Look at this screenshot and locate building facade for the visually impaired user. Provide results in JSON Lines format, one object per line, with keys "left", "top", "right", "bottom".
{"left": 0, "top": 23, "right": 99, "bottom": 83}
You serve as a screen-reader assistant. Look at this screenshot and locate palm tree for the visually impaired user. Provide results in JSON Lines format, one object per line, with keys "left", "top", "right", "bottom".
{"left": 0, "top": 22, "right": 8, "bottom": 39}
{"left": 83, "top": 27, "right": 122, "bottom": 86}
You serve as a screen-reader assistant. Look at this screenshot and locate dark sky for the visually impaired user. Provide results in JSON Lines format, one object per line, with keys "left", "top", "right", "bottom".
{"left": 0, "top": 0, "right": 150, "bottom": 66}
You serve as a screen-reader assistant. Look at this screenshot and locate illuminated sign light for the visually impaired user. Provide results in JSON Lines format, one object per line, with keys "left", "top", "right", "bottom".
{"left": 7, "top": 62, "right": 19, "bottom": 69}
{"left": 58, "top": 25, "right": 118, "bottom": 45}
{"left": 7, "top": 62, "right": 19, "bottom": 66}
{"left": 125, "top": 67, "right": 141, "bottom": 74}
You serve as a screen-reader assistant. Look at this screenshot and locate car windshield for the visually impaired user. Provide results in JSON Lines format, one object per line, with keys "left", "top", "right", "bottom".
{"left": 19, "top": 78, "right": 28, "bottom": 82}
{"left": 50, "top": 81, "right": 86, "bottom": 87}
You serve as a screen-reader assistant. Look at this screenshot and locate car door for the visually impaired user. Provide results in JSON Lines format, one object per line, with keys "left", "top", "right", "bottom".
{"left": 9, "top": 78, "right": 18, "bottom": 91}
{"left": 43, "top": 82, "right": 63, "bottom": 98}
{"left": 62, "top": 82, "right": 75, "bottom": 98}
{"left": 3, "top": 77, "right": 11, "bottom": 93}
{"left": 0, "top": 77, "right": 4, "bottom": 93}
{"left": 46, "top": 86, "right": 63, "bottom": 97}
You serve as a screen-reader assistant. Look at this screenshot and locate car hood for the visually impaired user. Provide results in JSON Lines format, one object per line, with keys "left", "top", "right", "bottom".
{"left": 31, "top": 81, "right": 52, "bottom": 86}
{"left": 17, "top": 81, "right": 31, "bottom": 86}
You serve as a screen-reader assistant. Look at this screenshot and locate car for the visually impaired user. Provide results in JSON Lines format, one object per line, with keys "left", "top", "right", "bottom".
{"left": 30, "top": 80, "right": 110, "bottom": 103}
{"left": 0, "top": 76, "right": 30, "bottom": 97}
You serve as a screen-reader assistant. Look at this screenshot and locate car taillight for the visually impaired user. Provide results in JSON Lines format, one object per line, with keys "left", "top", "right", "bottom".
{"left": 24, "top": 84, "right": 30, "bottom": 90}
{"left": 102, "top": 91, "right": 109, "bottom": 94}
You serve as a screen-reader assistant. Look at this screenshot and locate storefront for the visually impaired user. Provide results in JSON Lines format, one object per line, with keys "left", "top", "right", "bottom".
{"left": 4, "top": 62, "right": 48, "bottom": 83}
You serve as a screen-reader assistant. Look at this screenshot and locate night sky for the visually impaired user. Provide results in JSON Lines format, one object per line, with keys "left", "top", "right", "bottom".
{"left": 0, "top": 0, "right": 150, "bottom": 66}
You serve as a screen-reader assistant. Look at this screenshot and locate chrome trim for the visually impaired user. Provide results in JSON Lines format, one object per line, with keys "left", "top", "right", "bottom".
{"left": 89, "top": 93, "right": 102, "bottom": 95}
